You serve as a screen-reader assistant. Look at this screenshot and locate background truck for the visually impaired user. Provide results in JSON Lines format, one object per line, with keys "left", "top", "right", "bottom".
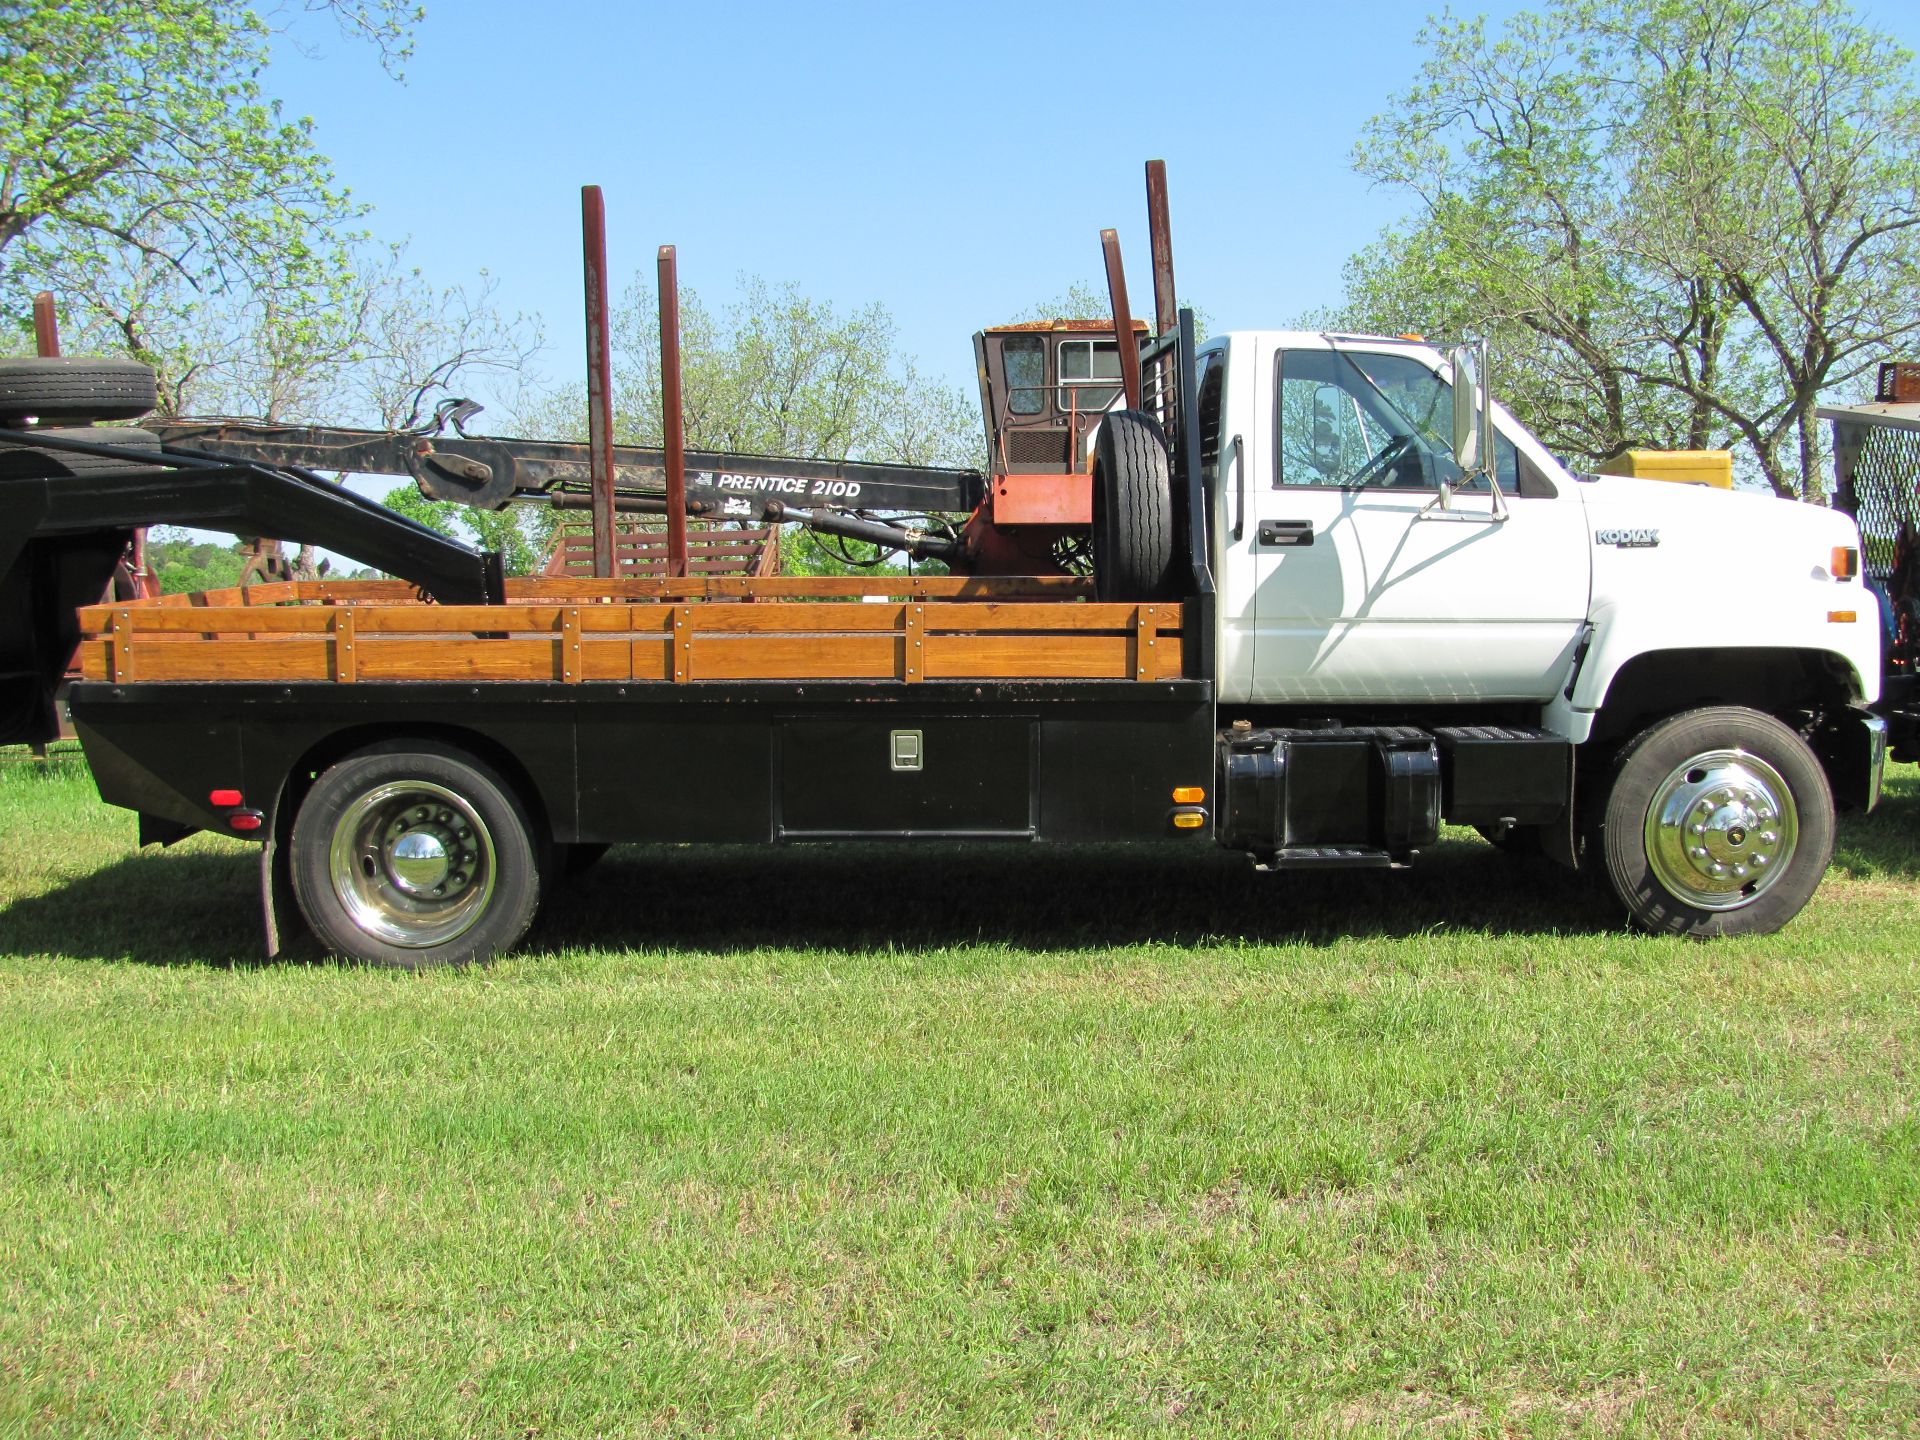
{"left": 0, "top": 168, "right": 1886, "bottom": 965}
{"left": 1823, "top": 364, "right": 1920, "bottom": 763}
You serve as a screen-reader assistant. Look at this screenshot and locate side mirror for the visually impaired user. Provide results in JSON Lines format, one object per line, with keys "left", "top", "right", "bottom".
{"left": 1448, "top": 339, "right": 1492, "bottom": 477}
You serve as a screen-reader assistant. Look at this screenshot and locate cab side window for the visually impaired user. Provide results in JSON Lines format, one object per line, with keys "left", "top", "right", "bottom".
{"left": 1003, "top": 336, "right": 1045, "bottom": 417}
{"left": 1275, "top": 348, "right": 1521, "bottom": 493}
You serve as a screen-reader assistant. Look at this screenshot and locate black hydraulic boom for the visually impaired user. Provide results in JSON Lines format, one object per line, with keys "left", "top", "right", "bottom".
{"left": 150, "top": 420, "right": 987, "bottom": 517}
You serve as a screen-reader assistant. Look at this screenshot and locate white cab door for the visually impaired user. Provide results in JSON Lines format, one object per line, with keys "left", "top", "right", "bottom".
{"left": 1248, "top": 342, "right": 1590, "bottom": 704}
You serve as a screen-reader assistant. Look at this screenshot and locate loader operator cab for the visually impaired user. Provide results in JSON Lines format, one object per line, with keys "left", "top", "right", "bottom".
{"left": 973, "top": 319, "right": 1149, "bottom": 477}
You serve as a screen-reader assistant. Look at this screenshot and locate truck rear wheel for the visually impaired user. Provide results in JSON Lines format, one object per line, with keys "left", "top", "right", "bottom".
{"left": 1598, "top": 706, "right": 1833, "bottom": 937}
{"left": 290, "top": 744, "right": 543, "bottom": 967}
{"left": 1092, "top": 408, "right": 1177, "bottom": 602}
{"left": 0, "top": 357, "right": 157, "bottom": 424}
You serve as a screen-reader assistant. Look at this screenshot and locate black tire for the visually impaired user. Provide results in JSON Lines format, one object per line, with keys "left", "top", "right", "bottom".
{"left": 0, "top": 426, "right": 161, "bottom": 480}
{"left": 289, "top": 743, "right": 544, "bottom": 968}
{"left": 0, "top": 357, "right": 157, "bottom": 424}
{"left": 1597, "top": 705, "right": 1833, "bottom": 938}
{"left": 1092, "top": 408, "right": 1177, "bottom": 602}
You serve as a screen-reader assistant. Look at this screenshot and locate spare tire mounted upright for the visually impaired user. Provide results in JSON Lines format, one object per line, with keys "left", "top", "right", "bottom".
{"left": 1092, "top": 408, "right": 1178, "bottom": 602}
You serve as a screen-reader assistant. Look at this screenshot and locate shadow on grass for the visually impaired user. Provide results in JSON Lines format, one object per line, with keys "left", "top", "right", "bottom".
{"left": 0, "top": 848, "right": 261, "bottom": 967}
{"left": 0, "top": 833, "right": 1630, "bottom": 966}
{"left": 537, "top": 835, "right": 1625, "bottom": 953}
{"left": 1831, "top": 767, "right": 1920, "bottom": 880}
{"left": 13, "top": 793, "right": 1918, "bottom": 965}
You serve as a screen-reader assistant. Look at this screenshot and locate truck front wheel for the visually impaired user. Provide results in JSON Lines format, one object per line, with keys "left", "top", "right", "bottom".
{"left": 290, "top": 744, "right": 543, "bottom": 967}
{"left": 1598, "top": 706, "right": 1833, "bottom": 937}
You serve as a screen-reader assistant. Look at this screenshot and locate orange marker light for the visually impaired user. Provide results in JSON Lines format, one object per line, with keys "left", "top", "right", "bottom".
{"left": 1172, "top": 786, "right": 1206, "bottom": 804}
{"left": 1172, "top": 811, "right": 1207, "bottom": 830}
{"left": 1828, "top": 611, "right": 1858, "bottom": 624}
{"left": 1831, "top": 546, "right": 1858, "bottom": 580}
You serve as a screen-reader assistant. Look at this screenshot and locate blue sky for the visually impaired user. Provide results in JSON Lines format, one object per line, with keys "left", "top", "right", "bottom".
{"left": 267, "top": 0, "right": 1920, "bottom": 420}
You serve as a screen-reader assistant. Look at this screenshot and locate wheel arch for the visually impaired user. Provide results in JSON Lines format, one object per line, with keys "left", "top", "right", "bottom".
{"left": 270, "top": 721, "right": 555, "bottom": 856}
{"left": 1586, "top": 645, "right": 1865, "bottom": 747}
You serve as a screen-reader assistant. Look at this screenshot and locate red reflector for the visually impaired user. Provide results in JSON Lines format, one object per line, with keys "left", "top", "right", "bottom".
{"left": 209, "top": 788, "right": 243, "bottom": 807}
{"left": 227, "top": 812, "right": 263, "bottom": 832}
{"left": 1831, "top": 546, "right": 1858, "bottom": 580}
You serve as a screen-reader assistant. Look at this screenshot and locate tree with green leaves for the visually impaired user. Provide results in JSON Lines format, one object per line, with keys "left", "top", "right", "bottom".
{"left": 560, "top": 275, "right": 981, "bottom": 469}
{"left": 1, "top": 1, "right": 423, "bottom": 365}
{"left": 378, "top": 483, "right": 556, "bottom": 578}
{"left": 515, "top": 275, "right": 978, "bottom": 576}
{"left": 1339, "top": 0, "right": 1920, "bottom": 498}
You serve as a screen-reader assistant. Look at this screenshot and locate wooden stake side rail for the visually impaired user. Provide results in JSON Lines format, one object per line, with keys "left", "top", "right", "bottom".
{"left": 75, "top": 577, "right": 1184, "bottom": 686}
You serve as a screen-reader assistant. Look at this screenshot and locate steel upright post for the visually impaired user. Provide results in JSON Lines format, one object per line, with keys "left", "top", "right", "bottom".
{"left": 658, "top": 245, "right": 690, "bottom": 579}
{"left": 1101, "top": 229, "right": 1143, "bottom": 411}
{"left": 581, "top": 186, "right": 617, "bottom": 578}
{"left": 1145, "top": 161, "right": 1177, "bottom": 338}
{"left": 32, "top": 292, "right": 60, "bottom": 357}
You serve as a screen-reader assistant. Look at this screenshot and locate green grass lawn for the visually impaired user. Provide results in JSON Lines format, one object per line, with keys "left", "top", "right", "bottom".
{"left": 2, "top": 750, "right": 1918, "bottom": 1438}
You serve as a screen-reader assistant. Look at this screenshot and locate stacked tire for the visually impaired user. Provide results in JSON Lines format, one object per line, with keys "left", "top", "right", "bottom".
{"left": 0, "top": 356, "right": 161, "bottom": 477}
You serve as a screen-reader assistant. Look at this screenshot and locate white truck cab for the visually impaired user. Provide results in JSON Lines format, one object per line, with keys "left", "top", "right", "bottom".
{"left": 1188, "top": 329, "right": 1884, "bottom": 935}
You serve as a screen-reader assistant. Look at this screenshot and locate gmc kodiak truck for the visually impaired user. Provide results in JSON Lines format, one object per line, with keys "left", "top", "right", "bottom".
{"left": 0, "top": 305, "right": 1883, "bottom": 966}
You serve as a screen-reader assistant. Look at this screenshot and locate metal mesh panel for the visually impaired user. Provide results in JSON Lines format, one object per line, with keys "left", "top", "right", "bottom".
{"left": 1004, "top": 430, "right": 1070, "bottom": 466}
{"left": 1835, "top": 418, "right": 1920, "bottom": 576}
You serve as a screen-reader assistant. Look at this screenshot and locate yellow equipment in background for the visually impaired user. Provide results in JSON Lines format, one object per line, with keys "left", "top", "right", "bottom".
{"left": 1596, "top": 449, "right": 1734, "bottom": 488}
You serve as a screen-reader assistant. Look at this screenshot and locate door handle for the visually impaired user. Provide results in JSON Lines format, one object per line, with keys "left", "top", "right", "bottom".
{"left": 1258, "top": 519, "right": 1314, "bottom": 547}
{"left": 1231, "top": 434, "right": 1246, "bottom": 541}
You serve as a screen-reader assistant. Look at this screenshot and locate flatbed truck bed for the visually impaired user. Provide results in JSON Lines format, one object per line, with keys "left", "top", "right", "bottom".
{"left": 65, "top": 574, "right": 1216, "bottom": 962}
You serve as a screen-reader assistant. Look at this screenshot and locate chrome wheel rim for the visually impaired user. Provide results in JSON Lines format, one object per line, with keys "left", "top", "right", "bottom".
{"left": 1644, "top": 748, "right": 1798, "bottom": 911}
{"left": 328, "top": 780, "right": 496, "bottom": 947}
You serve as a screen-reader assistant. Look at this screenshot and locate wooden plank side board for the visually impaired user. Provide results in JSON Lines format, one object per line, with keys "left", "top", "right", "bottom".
{"left": 350, "top": 605, "right": 672, "bottom": 635}
{"left": 690, "top": 633, "right": 899, "bottom": 680}
{"left": 130, "top": 638, "right": 333, "bottom": 682}
{"left": 923, "top": 634, "right": 1147, "bottom": 680}
{"left": 355, "top": 639, "right": 564, "bottom": 682}
{"left": 926, "top": 602, "right": 1182, "bottom": 633}
{"left": 679, "top": 603, "right": 908, "bottom": 634}
{"left": 79, "top": 606, "right": 339, "bottom": 633}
